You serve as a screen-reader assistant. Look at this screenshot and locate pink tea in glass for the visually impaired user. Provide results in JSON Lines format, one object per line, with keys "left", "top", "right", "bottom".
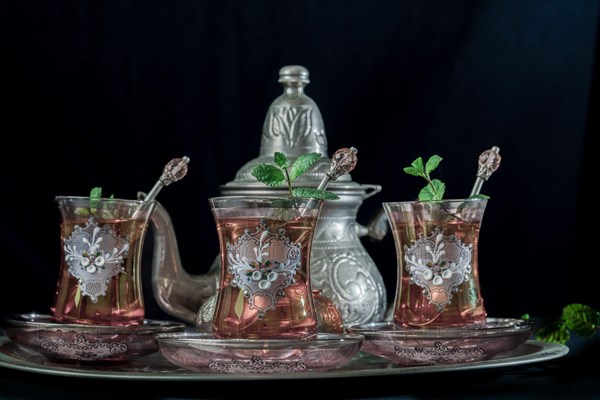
{"left": 51, "top": 196, "right": 155, "bottom": 326}
{"left": 209, "top": 196, "right": 322, "bottom": 339}
{"left": 383, "top": 198, "right": 487, "bottom": 328}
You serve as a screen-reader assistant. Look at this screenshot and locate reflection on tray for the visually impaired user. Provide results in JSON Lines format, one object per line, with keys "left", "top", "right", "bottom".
{"left": 0, "top": 334, "right": 569, "bottom": 380}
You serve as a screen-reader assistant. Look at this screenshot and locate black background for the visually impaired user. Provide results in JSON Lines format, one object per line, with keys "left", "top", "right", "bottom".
{"left": 1, "top": 0, "right": 598, "bottom": 323}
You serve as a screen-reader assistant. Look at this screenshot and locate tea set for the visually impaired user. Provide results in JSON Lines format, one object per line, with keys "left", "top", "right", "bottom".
{"left": 0, "top": 65, "right": 534, "bottom": 375}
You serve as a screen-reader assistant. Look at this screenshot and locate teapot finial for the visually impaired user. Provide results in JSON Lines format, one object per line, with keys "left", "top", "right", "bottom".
{"left": 259, "top": 65, "right": 328, "bottom": 157}
{"left": 278, "top": 65, "right": 310, "bottom": 84}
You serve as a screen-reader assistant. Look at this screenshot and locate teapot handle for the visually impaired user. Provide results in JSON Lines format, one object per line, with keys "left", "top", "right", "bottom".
{"left": 362, "top": 184, "right": 382, "bottom": 199}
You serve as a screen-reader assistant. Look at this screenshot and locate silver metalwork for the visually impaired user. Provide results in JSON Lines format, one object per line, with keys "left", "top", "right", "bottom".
{"left": 470, "top": 146, "right": 501, "bottom": 197}
{"left": 319, "top": 147, "right": 358, "bottom": 190}
{"left": 144, "top": 156, "right": 190, "bottom": 203}
{"left": 0, "top": 330, "right": 569, "bottom": 379}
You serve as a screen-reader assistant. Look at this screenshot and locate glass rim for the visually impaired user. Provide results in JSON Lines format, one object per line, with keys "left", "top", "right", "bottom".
{"left": 54, "top": 195, "right": 151, "bottom": 205}
{"left": 208, "top": 195, "right": 324, "bottom": 212}
{"left": 208, "top": 195, "right": 324, "bottom": 203}
{"left": 382, "top": 197, "right": 488, "bottom": 206}
{"left": 208, "top": 195, "right": 322, "bottom": 200}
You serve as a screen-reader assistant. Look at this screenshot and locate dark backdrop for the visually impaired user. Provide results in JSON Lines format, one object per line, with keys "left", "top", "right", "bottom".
{"left": 1, "top": 0, "right": 598, "bottom": 322}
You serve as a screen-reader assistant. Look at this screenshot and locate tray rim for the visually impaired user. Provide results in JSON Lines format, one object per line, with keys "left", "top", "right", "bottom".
{"left": 0, "top": 334, "right": 569, "bottom": 381}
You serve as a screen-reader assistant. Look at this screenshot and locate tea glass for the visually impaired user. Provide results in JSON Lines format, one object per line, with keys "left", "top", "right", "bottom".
{"left": 209, "top": 196, "right": 323, "bottom": 339}
{"left": 51, "top": 196, "right": 156, "bottom": 326}
{"left": 383, "top": 198, "right": 487, "bottom": 328}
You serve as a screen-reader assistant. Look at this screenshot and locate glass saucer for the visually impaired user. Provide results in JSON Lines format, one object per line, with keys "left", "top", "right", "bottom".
{"left": 346, "top": 318, "right": 534, "bottom": 366}
{"left": 155, "top": 332, "right": 364, "bottom": 373}
{"left": 0, "top": 313, "right": 186, "bottom": 364}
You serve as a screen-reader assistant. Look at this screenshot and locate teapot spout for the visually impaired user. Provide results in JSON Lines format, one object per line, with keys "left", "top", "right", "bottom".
{"left": 145, "top": 196, "right": 218, "bottom": 324}
{"left": 364, "top": 206, "right": 389, "bottom": 241}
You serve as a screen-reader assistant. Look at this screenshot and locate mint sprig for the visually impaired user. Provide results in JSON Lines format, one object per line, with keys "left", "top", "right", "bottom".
{"left": 403, "top": 154, "right": 491, "bottom": 201}
{"left": 529, "top": 303, "right": 600, "bottom": 345}
{"left": 403, "top": 155, "right": 446, "bottom": 201}
{"left": 89, "top": 186, "right": 103, "bottom": 211}
{"left": 77, "top": 187, "right": 115, "bottom": 217}
{"left": 251, "top": 152, "right": 339, "bottom": 200}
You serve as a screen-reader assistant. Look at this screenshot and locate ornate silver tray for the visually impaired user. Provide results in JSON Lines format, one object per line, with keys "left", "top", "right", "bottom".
{"left": 0, "top": 333, "right": 568, "bottom": 381}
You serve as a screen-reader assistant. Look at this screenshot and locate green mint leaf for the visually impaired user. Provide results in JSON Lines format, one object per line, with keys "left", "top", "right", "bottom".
{"left": 251, "top": 164, "right": 286, "bottom": 187}
{"left": 81, "top": 187, "right": 116, "bottom": 219}
{"left": 536, "top": 322, "right": 570, "bottom": 344}
{"left": 411, "top": 157, "right": 425, "bottom": 174}
{"left": 430, "top": 179, "right": 445, "bottom": 199}
{"left": 403, "top": 166, "right": 422, "bottom": 177}
{"left": 75, "top": 208, "right": 90, "bottom": 217}
{"left": 409, "top": 157, "right": 425, "bottom": 176}
{"left": 425, "top": 155, "right": 443, "bottom": 175}
{"left": 418, "top": 185, "right": 434, "bottom": 201}
{"left": 404, "top": 155, "right": 448, "bottom": 201}
{"left": 469, "top": 194, "right": 490, "bottom": 200}
{"left": 289, "top": 152, "right": 321, "bottom": 181}
{"left": 90, "top": 187, "right": 102, "bottom": 199}
{"left": 89, "top": 187, "right": 102, "bottom": 211}
{"left": 251, "top": 151, "right": 340, "bottom": 201}
{"left": 292, "top": 188, "right": 339, "bottom": 200}
{"left": 274, "top": 152, "right": 290, "bottom": 169}
{"left": 521, "top": 313, "right": 530, "bottom": 320}
{"left": 562, "top": 303, "right": 600, "bottom": 338}
{"left": 418, "top": 179, "right": 445, "bottom": 201}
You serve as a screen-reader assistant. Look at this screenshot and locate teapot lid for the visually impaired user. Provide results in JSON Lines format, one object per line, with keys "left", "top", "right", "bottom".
{"left": 222, "top": 65, "right": 364, "bottom": 193}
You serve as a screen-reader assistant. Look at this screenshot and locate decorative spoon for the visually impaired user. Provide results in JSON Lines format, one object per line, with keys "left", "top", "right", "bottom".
{"left": 470, "top": 146, "right": 501, "bottom": 197}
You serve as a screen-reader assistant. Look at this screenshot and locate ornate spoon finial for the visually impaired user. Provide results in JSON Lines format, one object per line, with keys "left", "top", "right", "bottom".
{"left": 317, "top": 147, "right": 358, "bottom": 191}
{"left": 470, "top": 146, "right": 501, "bottom": 197}
{"left": 143, "top": 156, "right": 190, "bottom": 203}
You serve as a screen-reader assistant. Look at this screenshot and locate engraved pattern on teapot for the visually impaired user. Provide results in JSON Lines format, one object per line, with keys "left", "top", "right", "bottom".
{"left": 310, "top": 211, "right": 386, "bottom": 325}
{"left": 264, "top": 106, "right": 317, "bottom": 149}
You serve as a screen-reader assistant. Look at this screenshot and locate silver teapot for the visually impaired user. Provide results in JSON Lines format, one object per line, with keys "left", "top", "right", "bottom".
{"left": 148, "top": 65, "right": 387, "bottom": 327}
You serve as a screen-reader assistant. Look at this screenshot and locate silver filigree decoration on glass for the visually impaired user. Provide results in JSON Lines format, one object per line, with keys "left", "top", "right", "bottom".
{"left": 40, "top": 335, "right": 128, "bottom": 361}
{"left": 395, "top": 342, "right": 484, "bottom": 364}
{"left": 226, "top": 219, "right": 301, "bottom": 318}
{"left": 208, "top": 356, "right": 307, "bottom": 373}
{"left": 403, "top": 226, "right": 472, "bottom": 309}
{"left": 64, "top": 218, "right": 129, "bottom": 303}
